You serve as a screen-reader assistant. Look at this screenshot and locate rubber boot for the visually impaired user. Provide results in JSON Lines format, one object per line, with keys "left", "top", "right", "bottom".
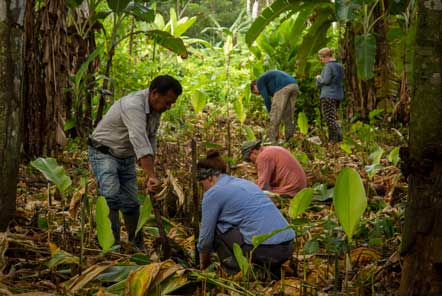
{"left": 123, "top": 208, "right": 145, "bottom": 252}
{"left": 108, "top": 209, "right": 121, "bottom": 245}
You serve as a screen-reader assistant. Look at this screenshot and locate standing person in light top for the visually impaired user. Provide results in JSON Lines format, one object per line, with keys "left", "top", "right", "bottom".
{"left": 316, "top": 47, "right": 344, "bottom": 143}
{"left": 241, "top": 140, "right": 307, "bottom": 197}
{"left": 88, "top": 75, "right": 182, "bottom": 251}
{"left": 197, "top": 150, "right": 295, "bottom": 275}
{"left": 250, "top": 70, "right": 299, "bottom": 143}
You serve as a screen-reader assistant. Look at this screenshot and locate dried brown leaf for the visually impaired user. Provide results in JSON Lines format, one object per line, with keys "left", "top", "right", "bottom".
{"left": 69, "top": 186, "right": 85, "bottom": 219}
{"left": 166, "top": 170, "right": 185, "bottom": 207}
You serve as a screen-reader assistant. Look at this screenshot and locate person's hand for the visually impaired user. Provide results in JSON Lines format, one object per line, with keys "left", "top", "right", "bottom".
{"left": 146, "top": 176, "right": 161, "bottom": 193}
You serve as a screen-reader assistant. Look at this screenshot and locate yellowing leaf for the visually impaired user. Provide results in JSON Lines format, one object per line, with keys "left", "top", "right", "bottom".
{"left": 125, "top": 263, "right": 161, "bottom": 296}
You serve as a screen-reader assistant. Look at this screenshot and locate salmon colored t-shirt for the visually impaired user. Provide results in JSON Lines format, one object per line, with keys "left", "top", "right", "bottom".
{"left": 255, "top": 146, "right": 307, "bottom": 197}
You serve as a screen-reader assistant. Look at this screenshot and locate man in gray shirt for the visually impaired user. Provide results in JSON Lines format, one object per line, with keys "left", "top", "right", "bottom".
{"left": 88, "top": 75, "right": 182, "bottom": 251}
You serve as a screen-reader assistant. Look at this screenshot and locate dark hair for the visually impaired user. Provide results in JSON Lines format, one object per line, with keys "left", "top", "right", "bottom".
{"left": 250, "top": 80, "right": 257, "bottom": 92}
{"left": 150, "top": 75, "right": 183, "bottom": 96}
{"left": 197, "top": 150, "right": 227, "bottom": 173}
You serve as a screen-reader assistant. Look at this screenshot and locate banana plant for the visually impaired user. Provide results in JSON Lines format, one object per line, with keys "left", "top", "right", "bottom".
{"left": 354, "top": 0, "right": 382, "bottom": 80}
{"left": 64, "top": 48, "right": 102, "bottom": 133}
{"left": 246, "top": 0, "right": 334, "bottom": 76}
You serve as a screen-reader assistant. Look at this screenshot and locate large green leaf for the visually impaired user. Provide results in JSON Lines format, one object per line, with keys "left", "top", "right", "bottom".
{"left": 355, "top": 33, "right": 376, "bottom": 80}
{"left": 145, "top": 30, "right": 188, "bottom": 58}
{"left": 335, "top": 0, "right": 362, "bottom": 22}
{"left": 125, "top": 263, "right": 161, "bottom": 296}
{"left": 246, "top": 0, "right": 311, "bottom": 46}
{"left": 136, "top": 195, "right": 154, "bottom": 236}
{"left": 30, "top": 157, "right": 72, "bottom": 194}
{"left": 169, "top": 7, "right": 197, "bottom": 37}
{"left": 106, "top": 0, "right": 130, "bottom": 13}
{"left": 246, "top": 0, "right": 332, "bottom": 46}
{"left": 74, "top": 48, "right": 101, "bottom": 87}
{"left": 125, "top": 2, "right": 155, "bottom": 23}
{"left": 190, "top": 89, "right": 207, "bottom": 114}
{"left": 288, "top": 3, "right": 318, "bottom": 47}
{"left": 333, "top": 168, "right": 367, "bottom": 243}
{"left": 289, "top": 188, "right": 313, "bottom": 219}
{"left": 96, "top": 197, "right": 115, "bottom": 254}
{"left": 233, "top": 243, "right": 249, "bottom": 276}
{"left": 296, "top": 6, "right": 334, "bottom": 76}
{"left": 297, "top": 111, "right": 308, "bottom": 135}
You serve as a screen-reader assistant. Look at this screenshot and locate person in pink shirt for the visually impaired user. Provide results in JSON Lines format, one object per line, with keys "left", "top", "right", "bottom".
{"left": 241, "top": 140, "right": 307, "bottom": 197}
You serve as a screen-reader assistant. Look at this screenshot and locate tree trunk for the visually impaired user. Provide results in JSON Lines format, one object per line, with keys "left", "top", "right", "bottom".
{"left": 398, "top": 1, "right": 442, "bottom": 294}
{"left": 23, "top": 0, "right": 69, "bottom": 157}
{"left": 0, "top": 0, "right": 25, "bottom": 231}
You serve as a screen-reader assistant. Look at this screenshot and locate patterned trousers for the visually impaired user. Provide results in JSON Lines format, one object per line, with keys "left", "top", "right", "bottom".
{"left": 320, "top": 98, "right": 343, "bottom": 142}
{"left": 267, "top": 83, "right": 298, "bottom": 143}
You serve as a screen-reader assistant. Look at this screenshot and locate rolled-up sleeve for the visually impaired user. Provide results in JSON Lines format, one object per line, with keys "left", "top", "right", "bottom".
{"left": 197, "top": 193, "right": 222, "bottom": 252}
{"left": 121, "top": 106, "right": 154, "bottom": 159}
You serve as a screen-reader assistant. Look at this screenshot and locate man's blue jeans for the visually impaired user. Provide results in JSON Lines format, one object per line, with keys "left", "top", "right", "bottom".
{"left": 88, "top": 146, "right": 139, "bottom": 214}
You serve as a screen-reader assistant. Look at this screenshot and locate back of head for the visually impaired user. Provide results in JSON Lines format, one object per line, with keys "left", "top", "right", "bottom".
{"left": 318, "top": 47, "right": 334, "bottom": 58}
{"left": 241, "top": 140, "right": 261, "bottom": 161}
{"left": 197, "top": 150, "right": 227, "bottom": 173}
{"left": 150, "top": 75, "right": 183, "bottom": 96}
{"left": 250, "top": 80, "right": 257, "bottom": 92}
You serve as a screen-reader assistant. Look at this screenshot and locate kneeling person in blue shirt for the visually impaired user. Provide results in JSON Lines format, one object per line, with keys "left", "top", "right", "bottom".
{"left": 197, "top": 150, "right": 295, "bottom": 274}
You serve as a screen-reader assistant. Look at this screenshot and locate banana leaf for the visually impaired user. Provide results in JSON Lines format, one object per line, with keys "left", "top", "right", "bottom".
{"left": 355, "top": 33, "right": 376, "bottom": 80}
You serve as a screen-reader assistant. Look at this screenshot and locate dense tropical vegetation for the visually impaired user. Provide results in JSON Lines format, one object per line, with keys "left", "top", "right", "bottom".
{"left": 0, "top": 0, "right": 441, "bottom": 295}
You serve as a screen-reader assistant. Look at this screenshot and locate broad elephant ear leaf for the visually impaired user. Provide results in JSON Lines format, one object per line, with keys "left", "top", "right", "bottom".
{"left": 333, "top": 167, "right": 367, "bottom": 243}
{"left": 289, "top": 188, "right": 313, "bottom": 219}
{"left": 30, "top": 157, "right": 72, "bottom": 194}
{"left": 145, "top": 30, "right": 188, "bottom": 58}
{"left": 96, "top": 197, "right": 115, "bottom": 254}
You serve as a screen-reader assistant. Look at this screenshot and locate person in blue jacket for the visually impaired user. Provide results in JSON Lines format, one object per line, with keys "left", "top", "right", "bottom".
{"left": 197, "top": 150, "right": 295, "bottom": 275}
{"left": 316, "top": 48, "right": 344, "bottom": 142}
{"left": 251, "top": 70, "right": 299, "bottom": 143}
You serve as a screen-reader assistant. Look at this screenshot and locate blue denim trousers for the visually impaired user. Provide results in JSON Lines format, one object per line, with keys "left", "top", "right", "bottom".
{"left": 88, "top": 146, "right": 140, "bottom": 214}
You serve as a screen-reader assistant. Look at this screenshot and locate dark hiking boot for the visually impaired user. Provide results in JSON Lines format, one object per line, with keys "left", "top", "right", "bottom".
{"left": 221, "top": 256, "right": 240, "bottom": 275}
{"left": 123, "top": 209, "right": 146, "bottom": 253}
{"left": 109, "top": 209, "right": 121, "bottom": 245}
